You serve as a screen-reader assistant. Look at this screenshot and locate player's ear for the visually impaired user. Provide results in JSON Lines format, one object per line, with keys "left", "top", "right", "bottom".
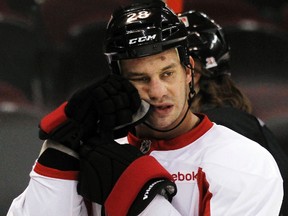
{"left": 189, "top": 56, "right": 195, "bottom": 68}
{"left": 185, "top": 56, "right": 195, "bottom": 83}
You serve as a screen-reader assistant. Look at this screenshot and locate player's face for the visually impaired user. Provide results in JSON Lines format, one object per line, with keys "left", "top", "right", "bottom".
{"left": 120, "top": 48, "right": 192, "bottom": 130}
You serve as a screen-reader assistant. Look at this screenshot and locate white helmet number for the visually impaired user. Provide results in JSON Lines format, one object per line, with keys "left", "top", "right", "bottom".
{"left": 127, "top": 11, "right": 151, "bottom": 23}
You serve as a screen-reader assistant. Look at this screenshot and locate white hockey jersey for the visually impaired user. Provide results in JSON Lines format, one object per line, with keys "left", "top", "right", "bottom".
{"left": 7, "top": 115, "right": 283, "bottom": 216}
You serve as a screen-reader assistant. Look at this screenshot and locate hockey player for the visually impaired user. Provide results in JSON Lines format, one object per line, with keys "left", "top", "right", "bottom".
{"left": 178, "top": 10, "right": 288, "bottom": 215}
{"left": 8, "top": 1, "right": 283, "bottom": 215}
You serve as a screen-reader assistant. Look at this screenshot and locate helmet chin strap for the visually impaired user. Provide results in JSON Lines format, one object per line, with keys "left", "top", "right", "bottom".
{"left": 143, "top": 63, "right": 195, "bottom": 133}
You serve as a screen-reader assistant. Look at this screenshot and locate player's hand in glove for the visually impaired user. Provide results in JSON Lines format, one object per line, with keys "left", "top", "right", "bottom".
{"left": 38, "top": 74, "right": 149, "bottom": 150}
{"left": 77, "top": 136, "right": 177, "bottom": 216}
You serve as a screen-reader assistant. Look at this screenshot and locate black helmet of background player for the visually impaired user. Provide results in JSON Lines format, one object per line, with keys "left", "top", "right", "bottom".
{"left": 178, "top": 10, "right": 231, "bottom": 77}
{"left": 104, "top": 0, "right": 190, "bottom": 75}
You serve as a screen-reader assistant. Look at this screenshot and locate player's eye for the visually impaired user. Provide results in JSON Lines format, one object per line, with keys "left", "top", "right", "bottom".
{"left": 161, "top": 71, "right": 174, "bottom": 78}
{"left": 130, "top": 76, "right": 150, "bottom": 83}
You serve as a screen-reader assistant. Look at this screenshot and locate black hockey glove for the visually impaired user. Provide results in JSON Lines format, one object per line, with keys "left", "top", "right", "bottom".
{"left": 39, "top": 74, "right": 149, "bottom": 150}
{"left": 77, "top": 136, "right": 177, "bottom": 216}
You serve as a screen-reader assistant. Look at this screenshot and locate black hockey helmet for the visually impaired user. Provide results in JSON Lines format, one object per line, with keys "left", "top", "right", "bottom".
{"left": 104, "top": 1, "right": 190, "bottom": 74}
{"left": 178, "top": 10, "right": 231, "bottom": 77}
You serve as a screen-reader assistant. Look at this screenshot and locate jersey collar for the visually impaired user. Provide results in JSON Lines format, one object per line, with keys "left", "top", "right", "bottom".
{"left": 127, "top": 114, "right": 213, "bottom": 154}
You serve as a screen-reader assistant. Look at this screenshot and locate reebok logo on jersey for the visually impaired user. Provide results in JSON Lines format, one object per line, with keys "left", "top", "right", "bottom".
{"left": 172, "top": 171, "right": 198, "bottom": 182}
{"left": 129, "top": 34, "right": 157, "bottom": 45}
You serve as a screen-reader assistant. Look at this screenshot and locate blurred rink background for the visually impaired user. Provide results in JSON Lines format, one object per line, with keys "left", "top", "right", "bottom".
{"left": 0, "top": 0, "right": 288, "bottom": 215}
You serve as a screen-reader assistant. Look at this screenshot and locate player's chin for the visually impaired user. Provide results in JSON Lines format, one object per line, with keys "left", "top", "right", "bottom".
{"left": 146, "top": 116, "right": 173, "bottom": 130}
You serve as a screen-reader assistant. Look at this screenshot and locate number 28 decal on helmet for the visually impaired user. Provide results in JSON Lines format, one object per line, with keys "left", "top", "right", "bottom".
{"left": 126, "top": 8, "right": 152, "bottom": 45}
{"left": 127, "top": 11, "right": 151, "bottom": 23}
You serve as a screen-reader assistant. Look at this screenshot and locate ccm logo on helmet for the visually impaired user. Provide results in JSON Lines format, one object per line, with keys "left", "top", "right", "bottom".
{"left": 129, "top": 34, "right": 157, "bottom": 45}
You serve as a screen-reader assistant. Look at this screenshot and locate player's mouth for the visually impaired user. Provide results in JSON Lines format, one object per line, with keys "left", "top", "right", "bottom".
{"left": 151, "top": 104, "right": 174, "bottom": 116}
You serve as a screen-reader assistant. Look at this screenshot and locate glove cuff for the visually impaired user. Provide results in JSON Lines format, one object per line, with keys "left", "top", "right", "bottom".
{"left": 127, "top": 178, "right": 177, "bottom": 216}
{"left": 104, "top": 155, "right": 174, "bottom": 216}
{"left": 39, "top": 102, "right": 68, "bottom": 134}
{"left": 39, "top": 102, "right": 83, "bottom": 150}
